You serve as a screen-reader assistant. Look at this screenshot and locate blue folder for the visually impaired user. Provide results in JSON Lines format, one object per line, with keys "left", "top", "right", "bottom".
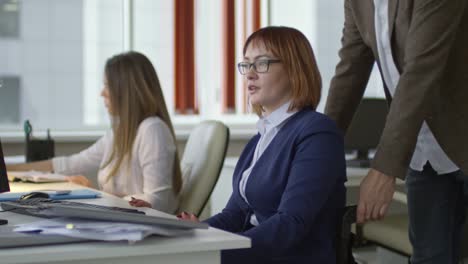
{"left": 0, "top": 189, "right": 101, "bottom": 202}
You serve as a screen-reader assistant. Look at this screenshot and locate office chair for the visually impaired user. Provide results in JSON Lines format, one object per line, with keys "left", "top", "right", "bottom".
{"left": 336, "top": 205, "right": 358, "bottom": 264}
{"left": 177, "top": 120, "right": 230, "bottom": 217}
{"left": 355, "top": 191, "right": 467, "bottom": 261}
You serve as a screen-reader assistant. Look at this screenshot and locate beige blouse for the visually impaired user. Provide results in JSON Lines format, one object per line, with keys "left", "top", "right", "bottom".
{"left": 52, "top": 117, "right": 178, "bottom": 213}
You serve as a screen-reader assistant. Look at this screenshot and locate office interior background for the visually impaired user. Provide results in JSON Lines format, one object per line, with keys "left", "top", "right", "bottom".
{"left": 0, "top": 0, "right": 389, "bottom": 218}
{"left": 0, "top": 0, "right": 391, "bottom": 211}
{"left": 0, "top": 0, "right": 385, "bottom": 138}
{"left": 5, "top": 1, "right": 462, "bottom": 263}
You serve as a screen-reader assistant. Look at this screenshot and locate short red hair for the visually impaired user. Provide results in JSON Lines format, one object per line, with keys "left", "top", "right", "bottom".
{"left": 243, "top": 26, "right": 322, "bottom": 116}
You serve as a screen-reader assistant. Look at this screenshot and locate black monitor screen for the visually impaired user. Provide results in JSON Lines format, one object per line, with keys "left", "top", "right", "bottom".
{"left": 0, "top": 139, "right": 10, "bottom": 193}
{"left": 344, "top": 98, "right": 388, "bottom": 167}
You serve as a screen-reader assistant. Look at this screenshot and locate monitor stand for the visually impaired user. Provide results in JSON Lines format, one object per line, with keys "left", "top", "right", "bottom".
{"left": 346, "top": 149, "right": 371, "bottom": 168}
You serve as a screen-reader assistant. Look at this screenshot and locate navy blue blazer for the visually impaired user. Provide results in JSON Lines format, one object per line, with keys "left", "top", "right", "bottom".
{"left": 206, "top": 108, "right": 347, "bottom": 264}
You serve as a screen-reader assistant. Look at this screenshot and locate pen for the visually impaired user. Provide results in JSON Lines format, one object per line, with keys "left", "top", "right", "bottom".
{"left": 39, "top": 190, "right": 72, "bottom": 196}
{"left": 51, "top": 190, "right": 71, "bottom": 196}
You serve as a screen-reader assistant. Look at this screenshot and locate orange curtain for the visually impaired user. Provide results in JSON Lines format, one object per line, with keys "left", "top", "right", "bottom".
{"left": 222, "top": 0, "right": 236, "bottom": 113}
{"left": 174, "top": 0, "right": 198, "bottom": 114}
{"left": 240, "top": 0, "right": 261, "bottom": 112}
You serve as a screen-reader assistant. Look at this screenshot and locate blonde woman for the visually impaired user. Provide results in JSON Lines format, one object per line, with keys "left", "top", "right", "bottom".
{"left": 8, "top": 52, "right": 182, "bottom": 213}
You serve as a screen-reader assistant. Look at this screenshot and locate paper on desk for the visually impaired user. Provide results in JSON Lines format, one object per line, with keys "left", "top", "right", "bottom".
{"left": 14, "top": 218, "right": 193, "bottom": 242}
{"left": 3, "top": 155, "right": 26, "bottom": 164}
{"left": 8, "top": 170, "right": 67, "bottom": 183}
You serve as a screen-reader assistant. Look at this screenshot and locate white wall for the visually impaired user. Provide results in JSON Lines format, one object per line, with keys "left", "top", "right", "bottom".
{"left": 269, "top": 0, "right": 385, "bottom": 113}
{"left": 0, "top": 0, "right": 83, "bottom": 130}
{"left": 1, "top": 0, "right": 176, "bottom": 129}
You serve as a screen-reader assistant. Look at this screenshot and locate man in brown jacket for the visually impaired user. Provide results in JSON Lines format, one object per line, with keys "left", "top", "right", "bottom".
{"left": 325, "top": 0, "right": 468, "bottom": 263}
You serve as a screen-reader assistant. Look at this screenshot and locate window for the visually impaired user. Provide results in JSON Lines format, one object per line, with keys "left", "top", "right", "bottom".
{"left": 1, "top": 0, "right": 92, "bottom": 130}
{"left": 83, "top": 0, "right": 127, "bottom": 127}
{"left": 83, "top": 0, "right": 176, "bottom": 127}
{"left": 268, "top": 0, "right": 384, "bottom": 112}
{"left": 0, "top": 0, "right": 384, "bottom": 135}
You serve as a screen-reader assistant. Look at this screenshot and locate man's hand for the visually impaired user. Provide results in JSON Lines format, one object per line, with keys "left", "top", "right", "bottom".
{"left": 357, "top": 168, "right": 396, "bottom": 224}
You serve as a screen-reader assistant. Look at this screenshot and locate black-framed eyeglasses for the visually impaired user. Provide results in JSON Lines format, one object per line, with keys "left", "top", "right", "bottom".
{"left": 237, "top": 59, "right": 281, "bottom": 75}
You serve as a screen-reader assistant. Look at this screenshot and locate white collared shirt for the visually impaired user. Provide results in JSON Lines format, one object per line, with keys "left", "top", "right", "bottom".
{"left": 239, "top": 101, "right": 297, "bottom": 226}
{"left": 373, "top": 0, "right": 458, "bottom": 174}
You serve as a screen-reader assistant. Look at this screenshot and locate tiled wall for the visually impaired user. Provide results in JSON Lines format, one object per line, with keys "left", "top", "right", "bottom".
{"left": 0, "top": 0, "right": 175, "bottom": 129}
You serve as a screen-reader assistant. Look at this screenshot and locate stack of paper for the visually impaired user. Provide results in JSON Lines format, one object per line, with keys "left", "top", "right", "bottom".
{"left": 8, "top": 171, "right": 67, "bottom": 183}
{"left": 14, "top": 218, "right": 194, "bottom": 243}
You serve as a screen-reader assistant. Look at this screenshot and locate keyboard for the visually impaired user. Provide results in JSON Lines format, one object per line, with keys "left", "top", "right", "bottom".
{"left": 0, "top": 198, "right": 145, "bottom": 218}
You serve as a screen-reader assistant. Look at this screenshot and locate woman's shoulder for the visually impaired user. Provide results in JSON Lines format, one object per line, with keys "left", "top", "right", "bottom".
{"left": 139, "top": 116, "right": 169, "bottom": 130}
{"left": 289, "top": 109, "right": 341, "bottom": 135}
{"left": 137, "top": 116, "right": 173, "bottom": 140}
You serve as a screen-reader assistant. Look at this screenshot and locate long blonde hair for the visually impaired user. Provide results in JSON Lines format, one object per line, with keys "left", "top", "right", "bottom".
{"left": 102, "top": 51, "right": 182, "bottom": 194}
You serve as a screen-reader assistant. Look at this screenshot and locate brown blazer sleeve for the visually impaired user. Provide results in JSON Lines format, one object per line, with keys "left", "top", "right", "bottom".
{"left": 371, "top": 0, "right": 467, "bottom": 179}
{"left": 325, "top": 0, "right": 375, "bottom": 133}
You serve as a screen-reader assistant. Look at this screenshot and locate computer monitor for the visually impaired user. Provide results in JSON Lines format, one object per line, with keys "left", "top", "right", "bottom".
{"left": 0, "top": 139, "right": 9, "bottom": 193}
{"left": 344, "top": 98, "right": 388, "bottom": 167}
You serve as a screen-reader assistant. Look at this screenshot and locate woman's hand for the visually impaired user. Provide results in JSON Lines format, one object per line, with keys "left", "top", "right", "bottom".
{"left": 177, "top": 211, "right": 199, "bottom": 222}
{"left": 129, "top": 197, "right": 152, "bottom": 208}
{"left": 66, "top": 175, "right": 93, "bottom": 188}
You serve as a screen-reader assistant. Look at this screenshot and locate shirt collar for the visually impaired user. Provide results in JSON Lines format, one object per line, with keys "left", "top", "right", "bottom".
{"left": 256, "top": 101, "right": 297, "bottom": 135}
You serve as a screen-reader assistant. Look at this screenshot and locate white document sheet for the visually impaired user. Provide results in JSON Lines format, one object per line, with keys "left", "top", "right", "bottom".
{"left": 8, "top": 170, "right": 67, "bottom": 183}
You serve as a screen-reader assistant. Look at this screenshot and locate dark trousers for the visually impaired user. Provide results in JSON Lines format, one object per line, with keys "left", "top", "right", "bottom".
{"left": 406, "top": 163, "right": 468, "bottom": 264}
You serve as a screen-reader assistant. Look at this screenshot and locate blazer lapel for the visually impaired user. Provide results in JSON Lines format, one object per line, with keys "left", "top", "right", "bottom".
{"left": 235, "top": 136, "right": 259, "bottom": 206}
{"left": 240, "top": 111, "right": 303, "bottom": 202}
{"left": 388, "top": 0, "right": 399, "bottom": 41}
{"left": 369, "top": 0, "right": 378, "bottom": 53}
{"left": 356, "top": 0, "right": 378, "bottom": 56}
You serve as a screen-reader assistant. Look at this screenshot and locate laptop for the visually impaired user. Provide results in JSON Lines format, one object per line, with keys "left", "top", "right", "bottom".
{"left": 1, "top": 198, "right": 208, "bottom": 230}
{"left": 0, "top": 139, "right": 10, "bottom": 193}
{"left": 0, "top": 139, "right": 91, "bottom": 247}
{"left": 0, "top": 139, "right": 10, "bottom": 226}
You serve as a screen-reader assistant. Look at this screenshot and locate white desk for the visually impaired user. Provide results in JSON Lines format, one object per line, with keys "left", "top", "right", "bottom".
{"left": 0, "top": 182, "right": 250, "bottom": 264}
